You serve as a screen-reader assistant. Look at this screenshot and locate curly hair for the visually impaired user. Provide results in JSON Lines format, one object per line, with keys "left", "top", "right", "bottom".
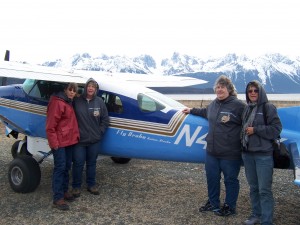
{"left": 214, "top": 75, "right": 237, "bottom": 96}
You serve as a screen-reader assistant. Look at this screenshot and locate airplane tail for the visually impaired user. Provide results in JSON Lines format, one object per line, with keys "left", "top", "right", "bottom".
{"left": 277, "top": 106, "right": 300, "bottom": 186}
{"left": 4, "top": 50, "right": 10, "bottom": 61}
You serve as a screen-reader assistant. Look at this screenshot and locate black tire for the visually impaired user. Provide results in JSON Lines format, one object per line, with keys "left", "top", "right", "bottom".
{"left": 111, "top": 157, "right": 131, "bottom": 164}
{"left": 11, "top": 140, "right": 31, "bottom": 159}
{"left": 8, "top": 155, "right": 41, "bottom": 193}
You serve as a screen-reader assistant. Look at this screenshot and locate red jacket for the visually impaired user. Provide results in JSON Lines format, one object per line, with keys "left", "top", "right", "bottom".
{"left": 46, "top": 94, "right": 79, "bottom": 149}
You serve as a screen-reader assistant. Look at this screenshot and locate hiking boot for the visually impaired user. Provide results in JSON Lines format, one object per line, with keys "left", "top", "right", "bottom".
{"left": 87, "top": 186, "right": 100, "bottom": 195}
{"left": 199, "top": 200, "right": 220, "bottom": 212}
{"left": 52, "top": 199, "right": 69, "bottom": 211}
{"left": 243, "top": 215, "right": 261, "bottom": 225}
{"left": 72, "top": 188, "right": 81, "bottom": 198}
{"left": 64, "top": 192, "right": 75, "bottom": 202}
{"left": 214, "top": 203, "right": 236, "bottom": 216}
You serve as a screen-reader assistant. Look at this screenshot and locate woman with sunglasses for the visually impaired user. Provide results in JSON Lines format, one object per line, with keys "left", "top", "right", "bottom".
{"left": 241, "top": 81, "right": 282, "bottom": 225}
{"left": 46, "top": 83, "right": 80, "bottom": 211}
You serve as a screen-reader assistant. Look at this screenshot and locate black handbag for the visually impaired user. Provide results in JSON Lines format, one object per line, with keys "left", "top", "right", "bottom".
{"left": 263, "top": 103, "right": 291, "bottom": 169}
{"left": 272, "top": 139, "right": 290, "bottom": 169}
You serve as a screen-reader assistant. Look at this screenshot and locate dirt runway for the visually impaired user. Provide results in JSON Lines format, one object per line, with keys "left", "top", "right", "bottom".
{"left": 0, "top": 130, "right": 300, "bottom": 225}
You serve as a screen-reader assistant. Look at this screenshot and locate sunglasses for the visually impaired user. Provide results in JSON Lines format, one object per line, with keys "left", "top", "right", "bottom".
{"left": 68, "top": 88, "right": 77, "bottom": 93}
{"left": 248, "top": 89, "right": 259, "bottom": 94}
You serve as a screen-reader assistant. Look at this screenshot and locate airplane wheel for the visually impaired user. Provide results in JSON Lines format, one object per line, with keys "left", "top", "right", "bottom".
{"left": 111, "top": 157, "right": 131, "bottom": 164}
{"left": 8, "top": 155, "right": 41, "bottom": 193}
{"left": 11, "top": 140, "right": 32, "bottom": 159}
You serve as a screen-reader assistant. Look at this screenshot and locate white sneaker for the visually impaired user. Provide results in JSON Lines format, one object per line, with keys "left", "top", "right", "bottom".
{"left": 243, "top": 215, "right": 261, "bottom": 225}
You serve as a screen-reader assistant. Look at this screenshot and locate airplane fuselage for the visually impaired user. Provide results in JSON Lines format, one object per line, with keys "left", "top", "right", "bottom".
{"left": 0, "top": 81, "right": 209, "bottom": 163}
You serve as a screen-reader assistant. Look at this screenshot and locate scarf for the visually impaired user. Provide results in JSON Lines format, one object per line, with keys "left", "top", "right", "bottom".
{"left": 241, "top": 103, "right": 257, "bottom": 149}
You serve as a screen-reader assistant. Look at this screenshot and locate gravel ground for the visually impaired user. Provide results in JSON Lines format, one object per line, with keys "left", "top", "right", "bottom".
{"left": 1, "top": 126, "right": 300, "bottom": 225}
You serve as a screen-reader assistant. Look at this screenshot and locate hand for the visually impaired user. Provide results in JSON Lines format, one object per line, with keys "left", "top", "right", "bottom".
{"left": 182, "top": 108, "right": 191, "bottom": 114}
{"left": 246, "top": 127, "right": 254, "bottom": 136}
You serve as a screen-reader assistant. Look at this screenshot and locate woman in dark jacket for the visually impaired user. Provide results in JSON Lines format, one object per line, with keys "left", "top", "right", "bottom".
{"left": 46, "top": 82, "right": 80, "bottom": 211}
{"left": 72, "top": 78, "right": 109, "bottom": 197}
{"left": 241, "top": 81, "right": 282, "bottom": 225}
{"left": 183, "top": 75, "right": 245, "bottom": 217}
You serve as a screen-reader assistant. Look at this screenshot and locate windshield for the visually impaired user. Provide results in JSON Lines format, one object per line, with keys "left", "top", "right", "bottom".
{"left": 22, "top": 79, "right": 36, "bottom": 95}
{"left": 144, "top": 91, "right": 185, "bottom": 109}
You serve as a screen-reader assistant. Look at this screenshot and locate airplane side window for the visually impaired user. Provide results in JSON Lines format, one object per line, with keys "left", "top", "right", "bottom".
{"left": 28, "top": 81, "right": 48, "bottom": 99}
{"left": 137, "top": 93, "right": 165, "bottom": 112}
{"left": 28, "top": 81, "right": 42, "bottom": 98}
{"left": 48, "top": 83, "right": 65, "bottom": 97}
{"left": 77, "top": 86, "right": 84, "bottom": 96}
{"left": 102, "top": 92, "right": 124, "bottom": 113}
{"left": 24, "top": 80, "right": 66, "bottom": 101}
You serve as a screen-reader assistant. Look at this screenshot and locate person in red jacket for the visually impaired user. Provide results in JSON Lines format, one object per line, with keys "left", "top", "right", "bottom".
{"left": 46, "top": 82, "right": 80, "bottom": 211}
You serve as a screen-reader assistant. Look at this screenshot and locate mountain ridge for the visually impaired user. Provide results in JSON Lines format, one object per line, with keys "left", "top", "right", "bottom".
{"left": 41, "top": 52, "right": 300, "bottom": 94}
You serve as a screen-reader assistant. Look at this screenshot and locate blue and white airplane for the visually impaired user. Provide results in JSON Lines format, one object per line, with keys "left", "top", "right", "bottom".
{"left": 0, "top": 58, "right": 299, "bottom": 194}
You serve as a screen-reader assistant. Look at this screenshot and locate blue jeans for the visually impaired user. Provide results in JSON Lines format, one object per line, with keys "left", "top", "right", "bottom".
{"left": 72, "top": 141, "right": 100, "bottom": 189}
{"left": 242, "top": 153, "right": 274, "bottom": 225}
{"left": 52, "top": 146, "right": 73, "bottom": 202}
{"left": 205, "top": 153, "right": 241, "bottom": 209}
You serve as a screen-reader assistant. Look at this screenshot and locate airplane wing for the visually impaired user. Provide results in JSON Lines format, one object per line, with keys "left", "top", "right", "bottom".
{"left": 0, "top": 61, "right": 87, "bottom": 84}
{"left": 0, "top": 61, "right": 207, "bottom": 87}
{"left": 74, "top": 70, "right": 207, "bottom": 87}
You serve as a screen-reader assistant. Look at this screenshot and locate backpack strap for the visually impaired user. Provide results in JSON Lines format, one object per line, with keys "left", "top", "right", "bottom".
{"left": 262, "top": 102, "right": 267, "bottom": 125}
{"left": 263, "top": 102, "right": 280, "bottom": 140}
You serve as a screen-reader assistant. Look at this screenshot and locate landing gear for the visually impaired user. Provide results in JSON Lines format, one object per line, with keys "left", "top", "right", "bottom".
{"left": 111, "top": 157, "right": 131, "bottom": 164}
{"left": 11, "top": 140, "right": 32, "bottom": 159}
{"left": 8, "top": 155, "right": 41, "bottom": 193}
{"left": 7, "top": 136, "right": 52, "bottom": 193}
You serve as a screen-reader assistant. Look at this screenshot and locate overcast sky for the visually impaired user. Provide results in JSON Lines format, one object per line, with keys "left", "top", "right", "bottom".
{"left": 1, "top": 0, "right": 299, "bottom": 64}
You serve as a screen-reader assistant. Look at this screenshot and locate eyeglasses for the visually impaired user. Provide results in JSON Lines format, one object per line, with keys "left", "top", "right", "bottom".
{"left": 248, "top": 89, "right": 259, "bottom": 94}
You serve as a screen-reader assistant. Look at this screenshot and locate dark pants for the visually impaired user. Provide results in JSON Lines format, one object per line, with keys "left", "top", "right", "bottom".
{"left": 205, "top": 153, "right": 241, "bottom": 209}
{"left": 52, "top": 146, "right": 72, "bottom": 202}
{"left": 72, "top": 141, "right": 100, "bottom": 189}
{"left": 242, "top": 153, "right": 274, "bottom": 225}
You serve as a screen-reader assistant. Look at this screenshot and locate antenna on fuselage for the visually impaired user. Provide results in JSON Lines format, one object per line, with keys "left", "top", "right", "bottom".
{"left": 1, "top": 50, "right": 10, "bottom": 86}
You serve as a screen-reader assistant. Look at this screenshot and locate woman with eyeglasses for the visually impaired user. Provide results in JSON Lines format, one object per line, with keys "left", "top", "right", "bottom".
{"left": 241, "top": 81, "right": 282, "bottom": 225}
{"left": 46, "top": 83, "right": 80, "bottom": 211}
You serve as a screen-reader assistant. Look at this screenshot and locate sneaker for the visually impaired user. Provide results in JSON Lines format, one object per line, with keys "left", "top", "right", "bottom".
{"left": 87, "top": 186, "right": 100, "bottom": 195}
{"left": 243, "top": 215, "right": 261, "bottom": 225}
{"left": 199, "top": 200, "right": 220, "bottom": 212}
{"left": 52, "top": 199, "right": 69, "bottom": 211}
{"left": 64, "top": 192, "right": 75, "bottom": 202}
{"left": 72, "top": 188, "right": 81, "bottom": 198}
{"left": 214, "top": 203, "right": 236, "bottom": 216}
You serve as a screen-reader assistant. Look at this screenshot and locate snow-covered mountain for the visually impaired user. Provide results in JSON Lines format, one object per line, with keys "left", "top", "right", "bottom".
{"left": 42, "top": 52, "right": 300, "bottom": 93}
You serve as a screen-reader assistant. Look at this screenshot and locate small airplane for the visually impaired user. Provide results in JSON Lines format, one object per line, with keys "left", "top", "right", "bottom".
{"left": 0, "top": 52, "right": 299, "bottom": 194}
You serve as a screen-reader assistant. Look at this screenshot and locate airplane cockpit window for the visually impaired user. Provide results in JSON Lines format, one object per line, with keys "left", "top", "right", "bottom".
{"left": 101, "top": 92, "right": 124, "bottom": 113}
{"left": 23, "top": 79, "right": 65, "bottom": 101}
{"left": 23, "top": 79, "right": 36, "bottom": 95}
{"left": 137, "top": 93, "right": 165, "bottom": 112}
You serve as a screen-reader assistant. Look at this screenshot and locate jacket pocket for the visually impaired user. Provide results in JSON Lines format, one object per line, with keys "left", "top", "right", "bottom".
{"left": 58, "top": 127, "right": 73, "bottom": 146}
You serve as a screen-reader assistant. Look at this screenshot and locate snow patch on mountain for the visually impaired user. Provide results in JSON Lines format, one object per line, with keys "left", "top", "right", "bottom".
{"left": 42, "top": 52, "right": 300, "bottom": 93}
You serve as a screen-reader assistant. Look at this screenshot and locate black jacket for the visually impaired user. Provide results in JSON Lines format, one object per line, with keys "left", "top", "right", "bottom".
{"left": 242, "top": 82, "right": 282, "bottom": 155}
{"left": 73, "top": 78, "right": 109, "bottom": 145}
{"left": 191, "top": 95, "right": 245, "bottom": 160}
